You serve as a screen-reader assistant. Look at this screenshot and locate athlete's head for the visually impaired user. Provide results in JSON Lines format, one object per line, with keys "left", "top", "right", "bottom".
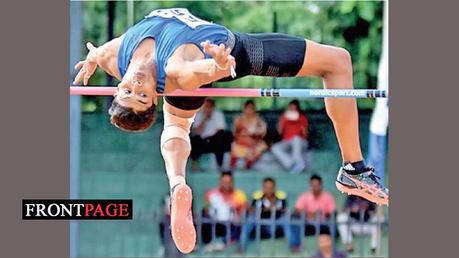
{"left": 109, "top": 64, "right": 158, "bottom": 132}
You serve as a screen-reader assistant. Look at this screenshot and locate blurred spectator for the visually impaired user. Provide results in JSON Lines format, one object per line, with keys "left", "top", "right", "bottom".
{"left": 271, "top": 99, "right": 310, "bottom": 173}
{"left": 313, "top": 233, "right": 347, "bottom": 258}
{"left": 191, "top": 98, "right": 233, "bottom": 171}
{"left": 294, "top": 174, "right": 336, "bottom": 221}
{"left": 290, "top": 174, "right": 336, "bottom": 250}
{"left": 239, "top": 177, "right": 290, "bottom": 251}
{"left": 230, "top": 100, "right": 268, "bottom": 169}
{"left": 337, "top": 195, "right": 378, "bottom": 254}
{"left": 201, "top": 171, "right": 248, "bottom": 248}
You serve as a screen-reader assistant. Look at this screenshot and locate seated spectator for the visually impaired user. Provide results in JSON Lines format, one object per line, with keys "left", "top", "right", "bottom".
{"left": 190, "top": 98, "right": 233, "bottom": 171}
{"left": 337, "top": 195, "right": 378, "bottom": 254}
{"left": 201, "top": 171, "right": 248, "bottom": 248}
{"left": 313, "top": 233, "right": 347, "bottom": 258}
{"left": 271, "top": 99, "right": 310, "bottom": 173}
{"left": 230, "top": 100, "right": 268, "bottom": 169}
{"left": 290, "top": 174, "right": 336, "bottom": 250}
{"left": 239, "top": 177, "right": 290, "bottom": 252}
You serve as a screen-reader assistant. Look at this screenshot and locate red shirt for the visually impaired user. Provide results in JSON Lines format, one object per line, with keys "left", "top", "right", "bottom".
{"left": 295, "top": 191, "right": 336, "bottom": 220}
{"left": 279, "top": 114, "right": 309, "bottom": 141}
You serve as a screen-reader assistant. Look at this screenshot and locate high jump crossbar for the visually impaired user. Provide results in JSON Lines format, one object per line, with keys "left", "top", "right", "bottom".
{"left": 70, "top": 86, "right": 387, "bottom": 98}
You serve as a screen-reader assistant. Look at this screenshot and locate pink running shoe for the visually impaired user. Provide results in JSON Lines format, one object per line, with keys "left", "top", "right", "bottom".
{"left": 170, "top": 184, "right": 196, "bottom": 254}
{"left": 336, "top": 164, "right": 389, "bottom": 205}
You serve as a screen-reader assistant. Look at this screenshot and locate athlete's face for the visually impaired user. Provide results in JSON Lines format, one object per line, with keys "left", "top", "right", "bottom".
{"left": 115, "top": 70, "right": 158, "bottom": 112}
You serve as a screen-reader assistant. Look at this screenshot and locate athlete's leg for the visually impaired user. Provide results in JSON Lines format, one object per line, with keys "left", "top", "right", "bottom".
{"left": 161, "top": 101, "right": 199, "bottom": 254}
{"left": 161, "top": 102, "right": 196, "bottom": 186}
{"left": 296, "top": 40, "right": 362, "bottom": 162}
{"left": 225, "top": 33, "right": 359, "bottom": 161}
{"left": 296, "top": 40, "right": 388, "bottom": 205}
{"left": 222, "top": 32, "right": 388, "bottom": 205}
{"left": 224, "top": 33, "right": 361, "bottom": 161}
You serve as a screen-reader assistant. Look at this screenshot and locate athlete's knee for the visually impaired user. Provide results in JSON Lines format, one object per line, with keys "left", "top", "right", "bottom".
{"left": 330, "top": 47, "right": 352, "bottom": 75}
{"left": 161, "top": 128, "right": 191, "bottom": 153}
{"left": 160, "top": 126, "right": 192, "bottom": 174}
{"left": 320, "top": 46, "right": 352, "bottom": 77}
{"left": 160, "top": 105, "right": 194, "bottom": 157}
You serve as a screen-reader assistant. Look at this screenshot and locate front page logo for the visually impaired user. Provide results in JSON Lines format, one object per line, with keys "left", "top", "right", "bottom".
{"left": 23, "top": 199, "right": 132, "bottom": 220}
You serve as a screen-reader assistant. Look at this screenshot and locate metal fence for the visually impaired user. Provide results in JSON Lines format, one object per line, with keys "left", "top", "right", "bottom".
{"left": 77, "top": 206, "right": 388, "bottom": 257}
{"left": 157, "top": 206, "right": 388, "bottom": 257}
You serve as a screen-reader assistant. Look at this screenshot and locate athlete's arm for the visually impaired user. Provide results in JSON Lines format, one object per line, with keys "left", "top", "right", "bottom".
{"left": 73, "top": 36, "right": 123, "bottom": 85}
{"left": 166, "top": 42, "right": 236, "bottom": 91}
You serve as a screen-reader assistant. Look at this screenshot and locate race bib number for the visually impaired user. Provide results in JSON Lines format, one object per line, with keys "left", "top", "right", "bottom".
{"left": 145, "top": 8, "right": 212, "bottom": 29}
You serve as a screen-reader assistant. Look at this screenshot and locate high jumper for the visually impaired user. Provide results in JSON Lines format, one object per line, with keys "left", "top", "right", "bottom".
{"left": 72, "top": 8, "right": 388, "bottom": 254}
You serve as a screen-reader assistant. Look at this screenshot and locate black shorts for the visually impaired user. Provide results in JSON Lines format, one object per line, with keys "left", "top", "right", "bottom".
{"left": 165, "top": 31, "right": 307, "bottom": 110}
{"left": 222, "top": 31, "right": 307, "bottom": 80}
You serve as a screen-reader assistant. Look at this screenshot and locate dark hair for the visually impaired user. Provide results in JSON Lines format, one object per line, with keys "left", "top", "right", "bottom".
{"left": 108, "top": 98, "right": 157, "bottom": 132}
{"left": 263, "top": 177, "right": 276, "bottom": 185}
{"left": 288, "top": 99, "right": 301, "bottom": 112}
{"left": 244, "top": 100, "right": 255, "bottom": 108}
{"left": 221, "top": 171, "right": 233, "bottom": 178}
{"left": 310, "top": 174, "right": 322, "bottom": 183}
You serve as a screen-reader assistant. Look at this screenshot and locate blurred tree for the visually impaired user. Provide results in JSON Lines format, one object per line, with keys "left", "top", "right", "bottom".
{"left": 78, "top": 0, "right": 383, "bottom": 112}
{"left": 104, "top": 1, "right": 115, "bottom": 111}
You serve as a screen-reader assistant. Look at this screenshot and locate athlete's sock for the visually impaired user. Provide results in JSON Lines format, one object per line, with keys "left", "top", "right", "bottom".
{"left": 169, "top": 175, "right": 186, "bottom": 192}
{"left": 343, "top": 160, "right": 367, "bottom": 175}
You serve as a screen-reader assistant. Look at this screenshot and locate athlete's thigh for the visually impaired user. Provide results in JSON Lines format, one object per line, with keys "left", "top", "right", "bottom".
{"left": 163, "top": 99, "right": 200, "bottom": 119}
{"left": 164, "top": 84, "right": 213, "bottom": 111}
{"left": 220, "top": 32, "right": 306, "bottom": 81}
{"left": 296, "top": 39, "right": 345, "bottom": 77}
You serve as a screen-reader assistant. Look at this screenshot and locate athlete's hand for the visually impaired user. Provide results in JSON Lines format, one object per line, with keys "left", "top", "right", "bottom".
{"left": 201, "top": 41, "right": 236, "bottom": 71}
{"left": 73, "top": 42, "right": 99, "bottom": 85}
